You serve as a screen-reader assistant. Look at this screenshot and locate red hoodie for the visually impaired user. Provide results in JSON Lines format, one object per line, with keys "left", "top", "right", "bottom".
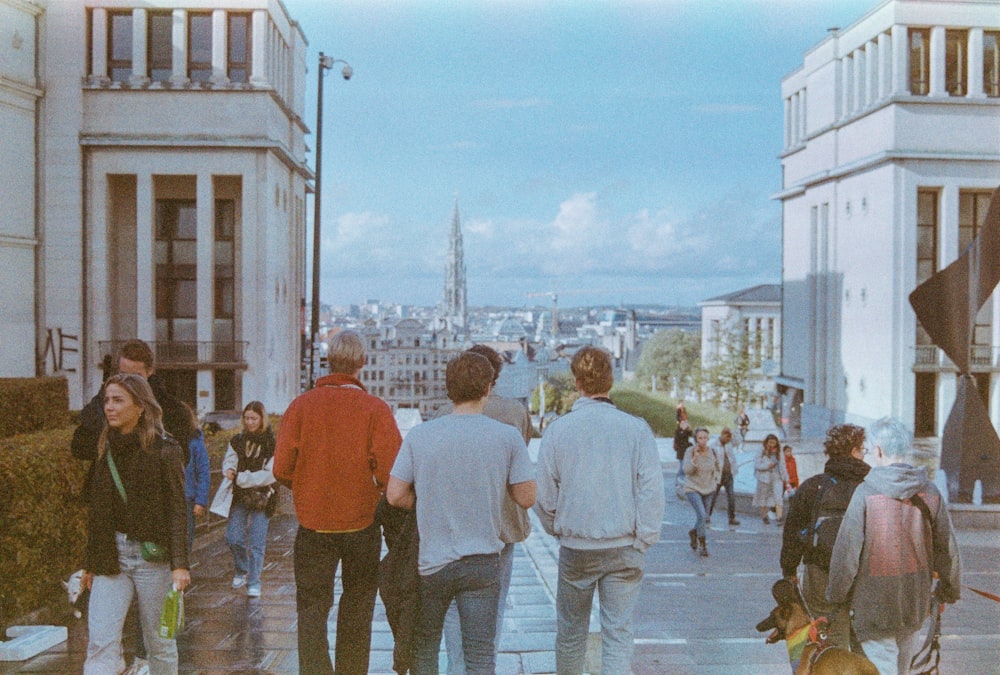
{"left": 274, "top": 372, "right": 402, "bottom": 531}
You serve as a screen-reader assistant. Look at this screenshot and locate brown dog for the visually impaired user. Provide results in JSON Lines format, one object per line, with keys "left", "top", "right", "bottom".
{"left": 757, "top": 579, "right": 878, "bottom": 675}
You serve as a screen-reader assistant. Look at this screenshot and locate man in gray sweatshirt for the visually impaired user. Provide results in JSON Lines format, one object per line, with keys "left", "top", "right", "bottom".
{"left": 535, "top": 346, "right": 665, "bottom": 675}
{"left": 827, "top": 416, "right": 961, "bottom": 674}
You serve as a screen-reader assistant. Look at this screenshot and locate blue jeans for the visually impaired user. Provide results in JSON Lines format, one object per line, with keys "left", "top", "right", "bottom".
{"left": 413, "top": 553, "right": 501, "bottom": 675}
{"left": 443, "top": 543, "right": 514, "bottom": 674}
{"left": 225, "top": 501, "right": 270, "bottom": 588}
{"left": 293, "top": 523, "right": 381, "bottom": 675}
{"left": 84, "top": 533, "right": 176, "bottom": 675}
{"left": 686, "top": 491, "right": 712, "bottom": 539}
{"left": 556, "top": 545, "right": 645, "bottom": 675}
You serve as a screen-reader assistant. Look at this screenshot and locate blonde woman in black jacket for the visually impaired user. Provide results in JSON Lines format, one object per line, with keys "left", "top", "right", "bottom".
{"left": 80, "top": 373, "right": 190, "bottom": 675}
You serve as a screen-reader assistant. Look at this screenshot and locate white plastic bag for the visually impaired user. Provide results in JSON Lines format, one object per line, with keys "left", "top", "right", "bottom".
{"left": 209, "top": 476, "right": 233, "bottom": 518}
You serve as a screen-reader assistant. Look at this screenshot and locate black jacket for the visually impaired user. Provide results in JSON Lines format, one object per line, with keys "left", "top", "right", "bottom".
{"left": 85, "top": 430, "right": 189, "bottom": 575}
{"left": 377, "top": 498, "right": 419, "bottom": 674}
{"left": 780, "top": 454, "right": 870, "bottom": 577}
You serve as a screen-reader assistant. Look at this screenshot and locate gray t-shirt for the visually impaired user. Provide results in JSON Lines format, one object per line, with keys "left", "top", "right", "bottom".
{"left": 390, "top": 413, "right": 534, "bottom": 575}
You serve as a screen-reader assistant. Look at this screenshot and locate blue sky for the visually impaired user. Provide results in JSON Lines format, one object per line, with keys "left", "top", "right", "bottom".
{"left": 285, "top": 0, "right": 875, "bottom": 309}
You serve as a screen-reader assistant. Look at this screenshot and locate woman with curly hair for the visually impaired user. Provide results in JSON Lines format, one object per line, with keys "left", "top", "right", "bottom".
{"left": 753, "top": 433, "right": 789, "bottom": 524}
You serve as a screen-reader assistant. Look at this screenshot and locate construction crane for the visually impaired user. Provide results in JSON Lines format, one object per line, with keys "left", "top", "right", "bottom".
{"left": 526, "top": 286, "right": 662, "bottom": 334}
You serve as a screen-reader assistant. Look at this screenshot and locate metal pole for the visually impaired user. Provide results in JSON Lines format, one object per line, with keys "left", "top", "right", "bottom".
{"left": 310, "top": 53, "right": 327, "bottom": 388}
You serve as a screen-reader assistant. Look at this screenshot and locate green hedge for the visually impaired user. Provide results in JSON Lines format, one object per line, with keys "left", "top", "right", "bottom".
{"left": 0, "top": 425, "right": 87, "bottom": 625}
{"left": 0, "top": 377, "right": 71, "bottom": 439}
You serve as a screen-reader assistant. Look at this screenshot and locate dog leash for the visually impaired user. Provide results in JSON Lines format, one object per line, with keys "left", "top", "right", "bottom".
{"left": 964, "top": 585, "right": 1000, "bottom": 603}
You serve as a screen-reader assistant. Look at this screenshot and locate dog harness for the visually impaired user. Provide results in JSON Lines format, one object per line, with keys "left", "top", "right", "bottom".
{"left": 786, "top": 617, "right": 831, "bottom": 674}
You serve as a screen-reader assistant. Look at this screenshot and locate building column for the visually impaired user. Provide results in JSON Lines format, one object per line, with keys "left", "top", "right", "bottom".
{"left": 250, "top": 10, "right": 268, "bottom": 86}
{"left": 170, "top": 9, "right": 189, "bottom": 86}
{"left": 891, "top": 24, "right": 909, "bottom": 95}
{"left": 968, "top": 28, "right": 986, "bottom": 98}
{"left": 784, "top": 97, "right": 792, "bottom": 148}
{"left": 878, "top": 31, "right": 892, "bottom": 100}
{"left": 90, "top": 8, "right": 109, "bottom": 83}
{"left": 196, "top": 174, "right": 215, "bottom": 412}
{"left": 130, "top": 8, "right": 149, "bottom": 87}
{"left": 865, "top": 40, "right": 878, "bottom": 106}
{"left": 841, "top": 54, "right": 854, "bottom": 118}
{"left": 798, "top": 89, "right": 807, "bottom": 141}
{"left": 211, "top": 9, "right": 228, "bottom": 85}
{"left": 853, "top": 48, "right": 865, "bottom": 113}
{"left": 929, "top": 26, "right": 946, "bottom": 96}
{"left": 136, "top": 173, "right": 155, "bottom": 341}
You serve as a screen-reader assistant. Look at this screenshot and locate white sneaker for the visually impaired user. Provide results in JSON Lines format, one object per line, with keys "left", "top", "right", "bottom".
{"left": 247, "top": 584, "right": 261, "bottom": 598}
{"left": 232, "top": 575, "right": 247, "bottom": 589}
{"left": 123, "top": 657, "right": 150, "bottom": 675}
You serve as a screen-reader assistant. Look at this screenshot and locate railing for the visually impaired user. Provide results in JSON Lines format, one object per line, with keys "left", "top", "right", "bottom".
{"left": 98, "top": 341, "right": 249, "bottom": 369}
{"left": 913, "top": 345, "right": 1000, "bottom": 371}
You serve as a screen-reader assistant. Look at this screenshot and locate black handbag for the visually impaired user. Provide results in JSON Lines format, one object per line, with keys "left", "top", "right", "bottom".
{"left": 242, "top": 485, "right": 275, "bottom": 512}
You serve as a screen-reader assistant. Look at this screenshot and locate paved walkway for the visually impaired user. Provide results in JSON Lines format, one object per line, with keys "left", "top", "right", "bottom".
{"left": 4, "top": 460, "right": 999, "bottom": 673}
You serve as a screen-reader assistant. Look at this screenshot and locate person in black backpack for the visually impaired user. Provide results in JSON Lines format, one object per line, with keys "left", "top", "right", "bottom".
{"left": 779, "top": 423, "right": 870, "bottom": 649}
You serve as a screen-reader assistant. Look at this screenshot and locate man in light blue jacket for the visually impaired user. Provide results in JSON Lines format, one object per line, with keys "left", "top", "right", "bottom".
{"left": 535, "top": 346, "right": 665, "bottom": 675}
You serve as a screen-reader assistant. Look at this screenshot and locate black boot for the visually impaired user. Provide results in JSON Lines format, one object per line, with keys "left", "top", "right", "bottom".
{"left": 698, "top": 537, "right": 709, "bottom": 557}
{"left": 688, "top": 528, "right": 697, "bottom": 550}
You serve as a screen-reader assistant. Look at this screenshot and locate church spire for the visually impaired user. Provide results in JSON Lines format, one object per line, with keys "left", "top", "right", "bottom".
{"left": 443, "top": 196, "right": 467, "bottom": 331}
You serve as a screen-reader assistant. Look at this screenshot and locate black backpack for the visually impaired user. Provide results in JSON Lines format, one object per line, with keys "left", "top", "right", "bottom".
{"left": 799, "top": 475, "right": 860, "bottom": 571}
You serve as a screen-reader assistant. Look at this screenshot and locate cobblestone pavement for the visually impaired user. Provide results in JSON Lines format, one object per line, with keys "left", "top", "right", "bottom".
{"left": 4, "top": 461, "right": 999, "bottom": 673}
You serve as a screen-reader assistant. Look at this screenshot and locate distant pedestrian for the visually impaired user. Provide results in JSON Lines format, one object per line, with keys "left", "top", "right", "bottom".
{"left": 753, "top": 434, "right": 789, "bottom": 524}
{"left": 779, "top": 423, "right": 869, "bottom": 649}
{"left": 388, "top": 351, "right": 536, "bottom": 674}
{"left": 675, "top": 399, "right": 688, "bottom": 423}
{"left": 274, "top": 330, "right": 402, "bottom": 675}
{"left": 434, "top": 345, "right": 533, "bottom": 675}
{"left": 708, "top": 427, "right": 740, "bottom": 526}
{"left": 783, "top": 445, "right": 799, "bottom": 493}
{"left": 535, "top": 346, "right": 665, "bottom": 674}
{"left": 673, "top": 419, "right": 693, "bottom": 480}
{"left": 737, "top": 407, "right": 750, "bottom": 445}
{"left": 223, "top": 401, "right": 277, "bottom": 598}
{"left": 683, "top": 427, "right": 722, "bottom": 556}
{"left": 828, "top": 417, "right": 961, "bottom": 673}
{"left": 184, "top": 406, "right": 210, "bottom": 555}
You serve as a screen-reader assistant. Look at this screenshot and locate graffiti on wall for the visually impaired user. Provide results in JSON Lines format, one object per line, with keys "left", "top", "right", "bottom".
{"left": 43, "top": 328, "right": 78, "bottom": 373}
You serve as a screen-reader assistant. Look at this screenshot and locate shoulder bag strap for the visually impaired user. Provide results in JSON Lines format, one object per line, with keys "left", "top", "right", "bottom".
{"left": 106, "top": 451, "right": 128, "bottom": 504}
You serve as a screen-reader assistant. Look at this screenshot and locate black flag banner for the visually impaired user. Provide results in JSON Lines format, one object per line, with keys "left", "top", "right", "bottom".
{"left": 909, "top": 185, "right": 1000, "bottom": 503}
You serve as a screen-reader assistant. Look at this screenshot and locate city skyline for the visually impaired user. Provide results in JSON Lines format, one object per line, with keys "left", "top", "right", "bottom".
{"left": 286, "top": 0, "right": 875, "bottom": 308}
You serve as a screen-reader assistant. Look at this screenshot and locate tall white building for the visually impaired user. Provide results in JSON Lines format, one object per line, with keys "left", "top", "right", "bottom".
{"left": 776, "top": 0, "right": 1000, "bottom": 437}
{"left": 1, "top": 0, "right": 310, "bottom": 414}
{"left": 441, "top": 198, "right": 468, "bottom": 332}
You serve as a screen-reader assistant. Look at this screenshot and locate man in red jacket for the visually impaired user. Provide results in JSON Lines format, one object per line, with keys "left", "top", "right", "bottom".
{"left": 274, "top": 330, "right": 402, "bottom": 675}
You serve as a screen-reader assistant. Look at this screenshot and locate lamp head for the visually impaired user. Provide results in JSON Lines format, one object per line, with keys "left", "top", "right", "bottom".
{"left": 341, "top": 64, "right": 353, "bottom": 80}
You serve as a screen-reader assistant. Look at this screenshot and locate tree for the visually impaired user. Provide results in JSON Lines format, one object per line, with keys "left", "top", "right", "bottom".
{"left": 635, "top": 329, "right": 701, "bottom": 397}
{"left": 704, "top": 328, "right": 753, "bottom": 412}
{"left": 530, "top": 371, "right": 578, "bottom": 414}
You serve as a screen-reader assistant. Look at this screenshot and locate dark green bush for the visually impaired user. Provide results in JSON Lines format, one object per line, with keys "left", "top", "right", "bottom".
{"left": 0, "top": 425, "right": 87, "bottom": 625}
{"left": 0, "top": 377, "right": 71, "bottom": 439}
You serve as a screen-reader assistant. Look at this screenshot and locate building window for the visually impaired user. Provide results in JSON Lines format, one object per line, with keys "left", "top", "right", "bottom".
{"left": 156, "top": 200, "right": 198, "bottom": 339}
{"left": 188, "top": 13, "right": 212, "bottom": 83}
{"left": 916, "top": 190, "right": 938, "bottom": 347}
{"left": 215, "top": 200, "right": 235, "bottom": 320}
{"left": 148, "top": 12, "right": 172, "bottom": 82}
{"left": 986, "top": 32, "right": 1000, "bottom": 98}
{"left": 109, "top": 11, "right": 133, "bottom": 83}
{"left": 945, "top": 30, "right": 967, "bottom": 96}
{"left": 960, "top": 191, "right": 994, "bottom": 347}
{"left": 228, "top": 13, "right": 251, "bottom": 83}
{"left": 909, "top": 28, "right": 930, "bottom": 96}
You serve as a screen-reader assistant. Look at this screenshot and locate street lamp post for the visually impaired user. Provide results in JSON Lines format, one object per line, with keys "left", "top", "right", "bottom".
{"left": 310, "top": 52, "right": 352, "bottom": 388}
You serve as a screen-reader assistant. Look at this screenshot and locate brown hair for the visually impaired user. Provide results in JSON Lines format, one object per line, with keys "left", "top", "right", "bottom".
{"left": 98, "top": 373, "right": 164, "bottom": 457}
{"left": 468, "top": 344, "right": 503, "bottom": 384}
{"left": 571, "top": 346, "right": 613, "bottom": 395}
{"left": 823, "top": 424, "right": 865, "bottom": 458}
{"left": 762, "top": 433, "right": 781, "bottom": 457}
{"left": 118, "top": 339, "right": 154, "bottom": 370}
{"left": 242, "top": 400, "right": 270, "bottom": 433}
{"left": 446, "top": 352, "right": 494, "bottom": 403}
